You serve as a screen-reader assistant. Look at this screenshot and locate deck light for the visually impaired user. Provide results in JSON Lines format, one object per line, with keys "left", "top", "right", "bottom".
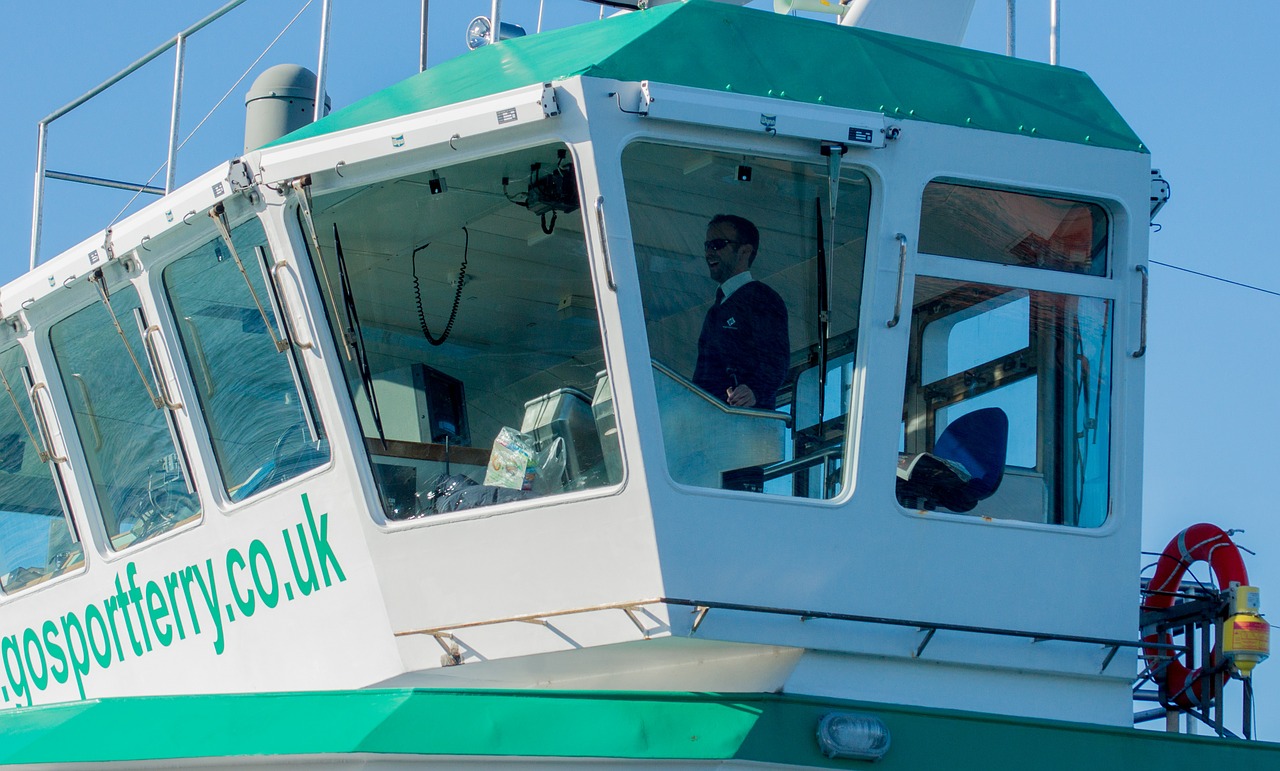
{"left": 816, "top": 712, "right": 890, "bottom": 761}
{"left": 466, "top": 16, "right": 527, "bottom": 50}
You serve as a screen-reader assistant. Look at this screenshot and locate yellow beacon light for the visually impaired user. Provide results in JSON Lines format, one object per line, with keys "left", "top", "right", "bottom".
{"left": 1223, "top": 586, "right": 1270, "bottom": 677}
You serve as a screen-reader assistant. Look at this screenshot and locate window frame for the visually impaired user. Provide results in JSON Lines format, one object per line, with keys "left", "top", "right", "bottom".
{"left": 618, "top": 135, "right": 882, "bottom": 506}
{"left": 900, "top": 178, "right": 1122, "bottom": 530}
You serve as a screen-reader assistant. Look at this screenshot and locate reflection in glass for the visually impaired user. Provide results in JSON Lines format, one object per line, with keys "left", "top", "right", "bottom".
{"left": 51, "top": 285, "right": 201, "bottom": 549}
{"left": 0, "top": 345, "right": 83, "bottom": 592}
{"left": 163, "top": 218, "right": 329, "bottom": 501}
{"left": 899, "top": 278, "right": 1111, "bottom": 526}
{"left": 624, "top": 142, "right": 871, "bottom": 499}
{"left": 920, "top": 183, "right": 1108, "bottom": 276}
{"left": 301, "top": 143, "right": 619, "bottom": 520}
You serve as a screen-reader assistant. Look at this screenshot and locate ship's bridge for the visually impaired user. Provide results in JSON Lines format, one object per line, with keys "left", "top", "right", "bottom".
{"left": 0, "top": 2, "right": 1153, "bottom": 725}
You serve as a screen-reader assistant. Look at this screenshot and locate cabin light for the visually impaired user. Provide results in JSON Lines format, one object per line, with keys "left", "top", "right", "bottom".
{"left": 466, "top": 16, "right": 527, "bottom": 50}
{"left": 816, "top": 712, "right": 891, "bottom": 761}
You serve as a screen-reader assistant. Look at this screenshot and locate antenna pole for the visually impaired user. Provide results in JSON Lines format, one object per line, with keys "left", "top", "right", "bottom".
{"left": 165, "top": 33, "right": 187, "bottom": 194}
{"left": 30, "top": 121, "right": 48, "bottom": 271}
{"left": 315, "top": 0, "right": 333, "bottom": 122}
{"left": 419, "top": 0, "right": 430, "bottom": 72}
{"left": 1049, "top": 0, "right": 1059, "bottom": 65}
{"left": 1006, "top": 0, "right": 1016, "bottom": 57}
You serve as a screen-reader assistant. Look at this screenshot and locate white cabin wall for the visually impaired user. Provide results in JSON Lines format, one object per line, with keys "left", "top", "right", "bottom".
{"left": 248, "top": 82, "right": 672, "bottom": 675}
{"left": 578, "top": 78, "right": 1150, "bottom": 723}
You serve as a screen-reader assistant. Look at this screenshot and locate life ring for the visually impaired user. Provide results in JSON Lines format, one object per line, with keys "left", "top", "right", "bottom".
{"left": 1141, "top": 523, "right": 1249, "bottom": 709}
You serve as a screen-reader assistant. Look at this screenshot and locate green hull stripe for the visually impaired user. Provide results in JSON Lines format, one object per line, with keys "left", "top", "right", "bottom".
{"left": 269, "top": 1, "right": 1144, "bottom": 153}
{"left": 0, "top": 689, "right": 1276, "bottom": 767}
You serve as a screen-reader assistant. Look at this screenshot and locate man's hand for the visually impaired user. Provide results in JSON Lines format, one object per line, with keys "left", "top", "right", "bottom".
{"left": 726, "top": 384, "right": 757, "bottom": 408}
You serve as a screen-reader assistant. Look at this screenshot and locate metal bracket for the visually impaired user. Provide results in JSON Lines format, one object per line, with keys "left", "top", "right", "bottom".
{"left": 432, "top": 633, "right": 463, "bottom": 666}
{"left": 691, "top": 606, "right": 710, "bottom": 633}
{"left": 540, "top": 83, "right": 561, "bottom": 118}
{"left": 622, "top": 606, "right": 650, "bottom": 639}
{"left": 1101, "top": 644, "right": 1120, "bottom": 673}
{"left": 639, "top": 80, "right": 655, "bottom": 114}
{"left": 228, "top": 159, "right": 254, "bottom": 191}
{"left": 914, "top": 627, "right": 936, "bottom": 657}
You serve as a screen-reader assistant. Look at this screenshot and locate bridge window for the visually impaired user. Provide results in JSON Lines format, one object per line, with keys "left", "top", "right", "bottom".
{"left": 920, "top": 183, "right": 1107, "bottom": 276}
{"left": 162, "top": 217, "right": 329, "bottom": 502}
{"left": 0, "top": 345, "right": 83, "bottom": 593}
{"left": 300, "top": 143, "right": 619, "bottom": 521}
{"left": 622, "top": 142, "right": 871, "bottom": 499}
{"left": 898, "top": 278, "right": 1111, "bottom": 527}
{"left": 50, "top": 285, "right": 201, "bottom": 549}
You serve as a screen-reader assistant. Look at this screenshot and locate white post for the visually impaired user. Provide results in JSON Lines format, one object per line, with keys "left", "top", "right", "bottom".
{"left": 315, "top": 0, "right": 333, "bottom": 122}
{"left": 419, "top": 0, "right": 429, "bottom": 72}
{"left": 1049, "top": 0, "right": 1059, "bottom": 65}
{"left": 165, "top": 33, "right": 187, "bottom": 194}
{"left": 30, "top": 122, "right": 48, "bottom": 270}
{"left": 1006, "top": 0, "right": 1016, "bottom": 57}
{"left": 490, "top": 0, "right": 502, "bottom": 44}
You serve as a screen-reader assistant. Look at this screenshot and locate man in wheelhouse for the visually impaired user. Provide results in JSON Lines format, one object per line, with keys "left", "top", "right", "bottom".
{"left": 693, "top": 214, "right": 790, "bottom": 410}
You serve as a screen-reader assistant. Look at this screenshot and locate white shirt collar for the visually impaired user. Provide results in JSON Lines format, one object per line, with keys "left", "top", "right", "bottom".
{"left": 719, "top": 271, "right": 753, "bottom": 301}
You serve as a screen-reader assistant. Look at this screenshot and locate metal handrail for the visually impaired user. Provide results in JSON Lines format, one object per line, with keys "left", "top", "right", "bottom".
{"left": 30, "top": 0, "right": 253, "bottom": 270}
{"left": 394, "top": 595, "right": 1180, "bottom": 676}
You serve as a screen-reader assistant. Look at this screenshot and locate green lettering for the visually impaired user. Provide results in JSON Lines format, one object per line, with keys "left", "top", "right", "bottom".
{"left": 2, "top": 635, "right": 29, "bottom": 706}
{"left": 192, "top": 560, "right": 225, "bottom": 655}
{"left": 146, "top": 581, "right": 173, "bottom": 647}
{"left": 42, "top": 620, "right": 68, "bottom": 686}
{"left": 112, "top": 575, "right": 142, "bottom": 657}
{"left": 84, "top": 604, "right": 113, "bottom": 669}
{"left": 303, "top": 494, "right": 345, "bottom": 587}
{"left": 164, "top": 572, "right": 188, "bottom": 641}
{"left": 227, "top": 548, "right": 255, "bottom": 618}
{"left": 285, "top": 523, "right": 318, "bottom": 597}
{"left": 126, "top": 563, "right": 151, "bottom": 653}
{"left": 22, "top": 628, "right": 48, "bottom": 691}
{"left": 249, "top": 539, "right": 279, "bottom": 609}
{"left": 101, "top": 595, "right": 127, "bottom": 662}
{"left": 60, "top": 611, "right": 91, "bottom": 699}
{"left": 180, "top": 565, "right": 204, "bottom": 637}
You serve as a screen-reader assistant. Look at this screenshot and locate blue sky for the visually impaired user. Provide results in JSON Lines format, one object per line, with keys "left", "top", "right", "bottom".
{"left": 2, "top": 0, "right": 1278, "bottom": 740}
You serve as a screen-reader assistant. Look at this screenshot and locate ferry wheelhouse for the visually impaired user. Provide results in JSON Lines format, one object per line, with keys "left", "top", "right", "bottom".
{"left": 0, "top": 1, "right": 1273, "bottom": 766}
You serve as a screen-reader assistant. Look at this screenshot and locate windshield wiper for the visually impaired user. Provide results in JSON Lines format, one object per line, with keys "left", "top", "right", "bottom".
{"left": 333, "top": 223, "right": 387, "bottom": 446}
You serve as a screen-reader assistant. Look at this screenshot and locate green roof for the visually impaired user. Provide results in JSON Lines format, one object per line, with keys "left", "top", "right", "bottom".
{"left": 0, "top": 689, "right": 1274, "bottom": 767}
{"left": 274, "top": 0, "right": 1144, "bottom": 153}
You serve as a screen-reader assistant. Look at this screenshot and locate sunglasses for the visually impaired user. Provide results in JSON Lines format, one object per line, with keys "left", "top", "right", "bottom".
{"left": 704, "top": 238, "right": 741, "bottom": 252}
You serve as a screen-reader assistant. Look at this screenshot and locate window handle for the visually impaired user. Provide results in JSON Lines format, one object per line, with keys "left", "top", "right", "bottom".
{"left": 28, "top": 382, "right": 69, "bottom": 463}
{"left": 270, "top": 260, "right": 316, "bottom": 351}
{"left": 887, "top": 233, "right": 908, "bottom": 328}
{"left": 142, "top": 325, "right": 185, "bottom": 411}
{"left": 1132, "top": 264, "right": 1148, "bottom": 358}
{"left": 595, "top": 196, "right": 616, "bottom": 292}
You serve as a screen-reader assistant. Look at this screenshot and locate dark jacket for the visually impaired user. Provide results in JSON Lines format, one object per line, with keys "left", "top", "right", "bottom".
{"left": 692, "top": 281, "right": 789, "bottom": 409}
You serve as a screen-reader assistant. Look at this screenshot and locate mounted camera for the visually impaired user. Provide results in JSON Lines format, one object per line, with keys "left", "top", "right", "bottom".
{"left": 505, "top": 150, "right": 579, "bottom": 233}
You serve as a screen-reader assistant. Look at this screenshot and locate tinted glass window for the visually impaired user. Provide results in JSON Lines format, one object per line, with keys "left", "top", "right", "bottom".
{"left": 163, "top": 217, "right": 329, "bottom": 501}
{"left": 50, "top": 286, "right": 201, "bottom": 548}
{"left": 623, "top": 142, "right": 872, "bottom": 499}
{"left": 0, "top": 345, "right": 83, "bottom": 592}
{"left": 302, "top": 143, "right": 619, "bottom": 520}
{"left": 920, "top": 183, "right": 1108, "bottom": 276}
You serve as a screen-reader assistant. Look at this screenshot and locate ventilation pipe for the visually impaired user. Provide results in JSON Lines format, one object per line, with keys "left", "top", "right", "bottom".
{"left": 244, "top": 64, "right": 330, "bottom": 152}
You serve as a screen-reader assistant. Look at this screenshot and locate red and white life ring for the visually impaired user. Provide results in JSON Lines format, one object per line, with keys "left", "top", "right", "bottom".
{"left": 1141, "top": 523, "right": 1249, "bottom": 709}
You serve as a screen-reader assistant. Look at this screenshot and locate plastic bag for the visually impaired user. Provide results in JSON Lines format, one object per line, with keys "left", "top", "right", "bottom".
{"left": 484, "top": 427, "right": 539, "bottom": 490}
{"left": 532, "top": 436, "right": 566, "bottom": 494}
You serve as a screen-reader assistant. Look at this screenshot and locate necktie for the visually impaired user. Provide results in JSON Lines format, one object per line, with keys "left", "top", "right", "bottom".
{"left": 714, "top": 287, "right": 725, "bottom": 306}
